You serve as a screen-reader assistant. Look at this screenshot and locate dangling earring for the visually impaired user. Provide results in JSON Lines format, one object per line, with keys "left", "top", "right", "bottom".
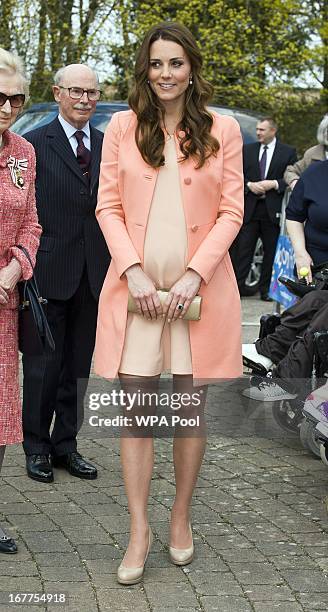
{"left": 147, "top": 79, "right": 150, "bottom": 84}
{"left": 189, "top": 76, "right": 193, "bottom": 85}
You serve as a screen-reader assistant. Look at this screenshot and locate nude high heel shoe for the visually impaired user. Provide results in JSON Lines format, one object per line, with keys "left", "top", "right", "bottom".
{"left": 117, "top": 528, "right": 153, "bottom": 585}
{"left": 169, "top": 523, "right": 194, "bottom": 566}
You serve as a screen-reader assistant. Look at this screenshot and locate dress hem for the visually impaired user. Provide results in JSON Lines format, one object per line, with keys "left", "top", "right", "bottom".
{"left": 118, "top": 369, "right": 193, "bottom": 376}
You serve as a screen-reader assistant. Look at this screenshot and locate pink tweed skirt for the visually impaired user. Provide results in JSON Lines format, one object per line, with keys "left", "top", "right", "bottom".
{"left": 0, "top": 307, "right": 22, "bottom": 446}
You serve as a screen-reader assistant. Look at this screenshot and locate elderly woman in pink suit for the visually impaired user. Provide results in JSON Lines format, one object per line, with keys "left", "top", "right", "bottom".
{"left": 95, "top": 23, "right": 243, "bottom": 584}
{"left": 0, "top": 49, "right": 41, "bottom": 554}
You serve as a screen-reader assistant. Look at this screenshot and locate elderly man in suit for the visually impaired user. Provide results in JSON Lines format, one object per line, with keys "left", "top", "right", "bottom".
{"left": 22, "top": 64, "right": 110, "bottom": 482}
{"left": 231, "top": 117, "right": 297, "bottom": 301}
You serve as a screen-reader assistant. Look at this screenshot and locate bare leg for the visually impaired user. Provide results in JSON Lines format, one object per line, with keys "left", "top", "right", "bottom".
{"left": 119, "top": 374, "right": 159, "bottom": 567}
{"left": 170, "top": 376, "right": 207, "bottom": 548}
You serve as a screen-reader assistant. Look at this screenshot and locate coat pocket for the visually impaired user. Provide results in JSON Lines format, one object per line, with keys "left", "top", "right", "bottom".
{"left": 38, "top": 236, "right": 55, "bottom": 252}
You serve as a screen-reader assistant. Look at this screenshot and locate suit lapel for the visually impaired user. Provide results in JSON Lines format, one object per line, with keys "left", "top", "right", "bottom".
{"left": 46, "top": 118, "right": 88, "bottom": 185}
{"left": 90, "top": 126, "right": 103, "bottom": 193}
{"left": 253, "top": 143, "right": 261, "bottom": 180}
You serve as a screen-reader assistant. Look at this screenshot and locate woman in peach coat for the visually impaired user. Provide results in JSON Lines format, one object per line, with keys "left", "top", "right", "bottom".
{"left": 95, "top": 23, "right": 243, "bottom": 584}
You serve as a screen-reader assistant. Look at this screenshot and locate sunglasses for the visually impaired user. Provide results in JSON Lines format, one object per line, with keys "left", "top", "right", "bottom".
{"left": 0, "top": 92, "right": 25, "bottom": 108}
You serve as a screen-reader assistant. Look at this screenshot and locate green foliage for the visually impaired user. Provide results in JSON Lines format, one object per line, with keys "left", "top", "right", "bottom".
{"left": 0, "top": 0, "right": 327, "bottom": 152}
{"left": 1, "top": 0, "right": 116, "bottom": 100}
{"left": 109, "top": 0, "right": 328, "bottom": 151}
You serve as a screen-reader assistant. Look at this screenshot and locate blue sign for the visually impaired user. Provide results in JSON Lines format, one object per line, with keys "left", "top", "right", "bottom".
{"left": 269, "top": 234, "right": 297, "bottom": 308}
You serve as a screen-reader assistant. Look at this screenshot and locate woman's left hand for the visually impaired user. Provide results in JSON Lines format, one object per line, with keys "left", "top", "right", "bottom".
{"left": 0, "top": 259, "right": 22, "bottom": 294}
{"left": 163, "top": 269, "right": 202, "bottom": 322}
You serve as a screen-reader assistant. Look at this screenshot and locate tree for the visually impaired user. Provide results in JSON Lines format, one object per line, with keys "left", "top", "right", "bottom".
{"left": 109, "top": 0, "right": 327, "bottom": 149}
{"left": 1, "top": 0, "right": 327, "bottom": 150}
{"left": 1, "top": 0, "right": 116, "bottom": 100}
{"left": 297, "top": 0, "right": 328, "bottom": 104}
{"left": 110, "top": 0, "right": 310, "bottom": 105}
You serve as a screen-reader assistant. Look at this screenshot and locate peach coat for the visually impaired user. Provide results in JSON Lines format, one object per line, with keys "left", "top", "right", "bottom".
{"left": 94, "top": 110, "right": 244, "bottom": 380}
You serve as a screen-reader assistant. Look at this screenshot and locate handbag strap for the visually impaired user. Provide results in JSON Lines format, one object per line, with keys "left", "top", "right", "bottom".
{"left": 16, "top": 244, "right": 42, "bottom": 296}
{"left": 16, "top": 244, "right": 33, "bottom": 269}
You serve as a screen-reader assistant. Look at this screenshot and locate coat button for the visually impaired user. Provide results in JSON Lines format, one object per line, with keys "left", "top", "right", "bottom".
{"left": 80, "top": 189, "right": 87, "bottom": 195}
{"left": 79, "top": 239, "right": 85, "bottom": 246}
{"left": 191, "top": 224, "right": 198, "bottom": 232}
{"left": 184, "top": 177, "right": 192, "bottom": 185}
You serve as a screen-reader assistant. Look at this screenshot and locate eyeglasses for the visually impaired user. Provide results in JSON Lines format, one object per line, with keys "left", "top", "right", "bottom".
{"left": 0, "top": 92, "right": 25, "bottom": 108}
{"left": 58, "top": 86, "right": 101, "bottom": 101}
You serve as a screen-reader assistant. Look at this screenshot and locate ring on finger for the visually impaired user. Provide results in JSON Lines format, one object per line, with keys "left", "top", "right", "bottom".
{"left": 177, "top": 303, "right": 184, "bottom": 311}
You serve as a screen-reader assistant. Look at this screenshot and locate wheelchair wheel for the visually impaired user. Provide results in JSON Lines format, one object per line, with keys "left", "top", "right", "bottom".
{"left": 319, "top": 443, "right": 328, "bottom": 466}
{"left": 299, "top": 419, "right": 321, "bottom": 458}
{"left": 271, "top": 399, "right": 302, "bottom": 435}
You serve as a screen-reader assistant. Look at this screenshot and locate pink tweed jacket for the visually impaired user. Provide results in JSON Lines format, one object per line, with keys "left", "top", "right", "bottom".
{"left": 0, "top": 130, "right": 41, "bottom": 445}
{"left": 0, "top": 130, "right": 42, "bottom": 304}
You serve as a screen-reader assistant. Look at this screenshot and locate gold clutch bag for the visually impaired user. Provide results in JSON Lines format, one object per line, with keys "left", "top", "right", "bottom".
{"left": 128, "top": 290, "right": 202, "bottom": 321}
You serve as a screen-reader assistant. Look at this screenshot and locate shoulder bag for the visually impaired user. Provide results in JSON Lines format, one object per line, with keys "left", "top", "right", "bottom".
{"left": 16, "top": 245, "right": 55, "bottom": 355}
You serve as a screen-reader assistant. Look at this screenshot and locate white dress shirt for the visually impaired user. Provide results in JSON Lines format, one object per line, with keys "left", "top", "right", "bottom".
{"left": 258, "top": 137, "right": 276, "bottom": 178}
{"left": 58, "top": 114, "right": 91, "bottom": 155}
{"left": 255, "top": 137, "right": 279, "bottom": 191}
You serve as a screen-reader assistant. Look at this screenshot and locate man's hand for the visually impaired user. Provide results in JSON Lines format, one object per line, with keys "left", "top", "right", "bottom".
{"left": 257, "top": 179, "right": 278, "bottom": 192}
{"left": 163, "top": 269, "right": 202, "bottom": 322}
{"left": 247, "top": 181, "right": 266, "bottom": 195}
{"left": 125, "top": 264, "right": 162, "bottom": 320}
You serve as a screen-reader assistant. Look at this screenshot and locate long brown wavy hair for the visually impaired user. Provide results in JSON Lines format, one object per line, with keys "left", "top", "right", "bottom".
{"left": 128, "top": 22, "right": 219, "bottom": 169}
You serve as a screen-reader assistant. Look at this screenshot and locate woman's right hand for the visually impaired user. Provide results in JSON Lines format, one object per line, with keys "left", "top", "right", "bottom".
{"left": 295, "top": 252, "right": 313, "bottom": 283}
{"left": 125, "top": 264, "right": 163, "bottom": 320}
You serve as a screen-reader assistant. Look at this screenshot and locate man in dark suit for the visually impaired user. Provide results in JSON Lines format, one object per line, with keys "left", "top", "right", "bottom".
{"left": 22, "top": 64, "right": 110, "bottom": 482}
{"left": 231, "top": 117, "right": 297, "bottom": 301}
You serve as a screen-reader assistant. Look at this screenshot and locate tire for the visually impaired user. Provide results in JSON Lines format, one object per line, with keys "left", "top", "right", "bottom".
{"left": 245, "top": 238, "right": 263, "bottom": 295}
{"left": 320, "top": 443, "right": 328, "bottom": 466}
{"left": 271, "top": 399, "right": 302, "bottom": 435}
{"left": 299, "top": 419, "right": 321, "bottom": 457}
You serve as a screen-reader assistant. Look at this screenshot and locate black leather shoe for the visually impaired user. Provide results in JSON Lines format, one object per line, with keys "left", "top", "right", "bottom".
{"left": 26, "top": 454, "right": 54, "bottom": 483}
{"left": 52, "top": 452, "right": 97, "bottom": 480}
{"left": 0, "top": 535, "right": 17, "bottom": 554}
{"left": 260, "top": 293, "right": 273, "bottom": 302}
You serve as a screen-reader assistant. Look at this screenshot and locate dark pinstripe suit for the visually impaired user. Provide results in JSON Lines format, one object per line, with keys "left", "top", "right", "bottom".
{"left": 22, "top": 118, "right": 110, "bottom": 456}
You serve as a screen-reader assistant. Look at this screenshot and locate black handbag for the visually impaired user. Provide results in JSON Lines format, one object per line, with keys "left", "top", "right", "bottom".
{"left": 17, "top": 245, "right": 55, "bottom": 355}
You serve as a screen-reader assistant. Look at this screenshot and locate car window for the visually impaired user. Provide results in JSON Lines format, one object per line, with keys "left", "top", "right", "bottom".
{"left": 89, "top": 112, "right": 116, "bottom": 132}
{"left": 12, "top": 103, "right": 259, "bottom": 143}
{"left": 12, "top": 107, "right": 123, "bottom": 135}
{"left": 234, "top": 112, "right": 258, "bottom": 142}
{"left": 209, "top": 106, "right": 258, "bottom": 143}
{"left": 209, "top": 106, "right": 234, "bottom": 116}
{"left": 11, "top": 110, "right": 58, "bottom": 134}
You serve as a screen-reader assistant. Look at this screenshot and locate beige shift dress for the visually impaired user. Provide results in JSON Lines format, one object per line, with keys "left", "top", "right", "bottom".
{"left": 119, "top": 136, "right": 193, "bottom": 376}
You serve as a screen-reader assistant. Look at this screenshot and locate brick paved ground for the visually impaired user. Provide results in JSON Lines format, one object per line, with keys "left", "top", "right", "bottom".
{"left": 1, "top": 296, "right": 328, "bottom": 611}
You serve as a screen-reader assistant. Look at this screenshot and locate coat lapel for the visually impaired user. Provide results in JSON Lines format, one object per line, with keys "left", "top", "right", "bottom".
{"left": 245, "top": 143, "right": 261, "bottom": 180}
{"left": 46, "top": 118, "right": 88, "bottom": 185}
{"left": 254, "top": 143, "right": 262, "bottom": 179}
